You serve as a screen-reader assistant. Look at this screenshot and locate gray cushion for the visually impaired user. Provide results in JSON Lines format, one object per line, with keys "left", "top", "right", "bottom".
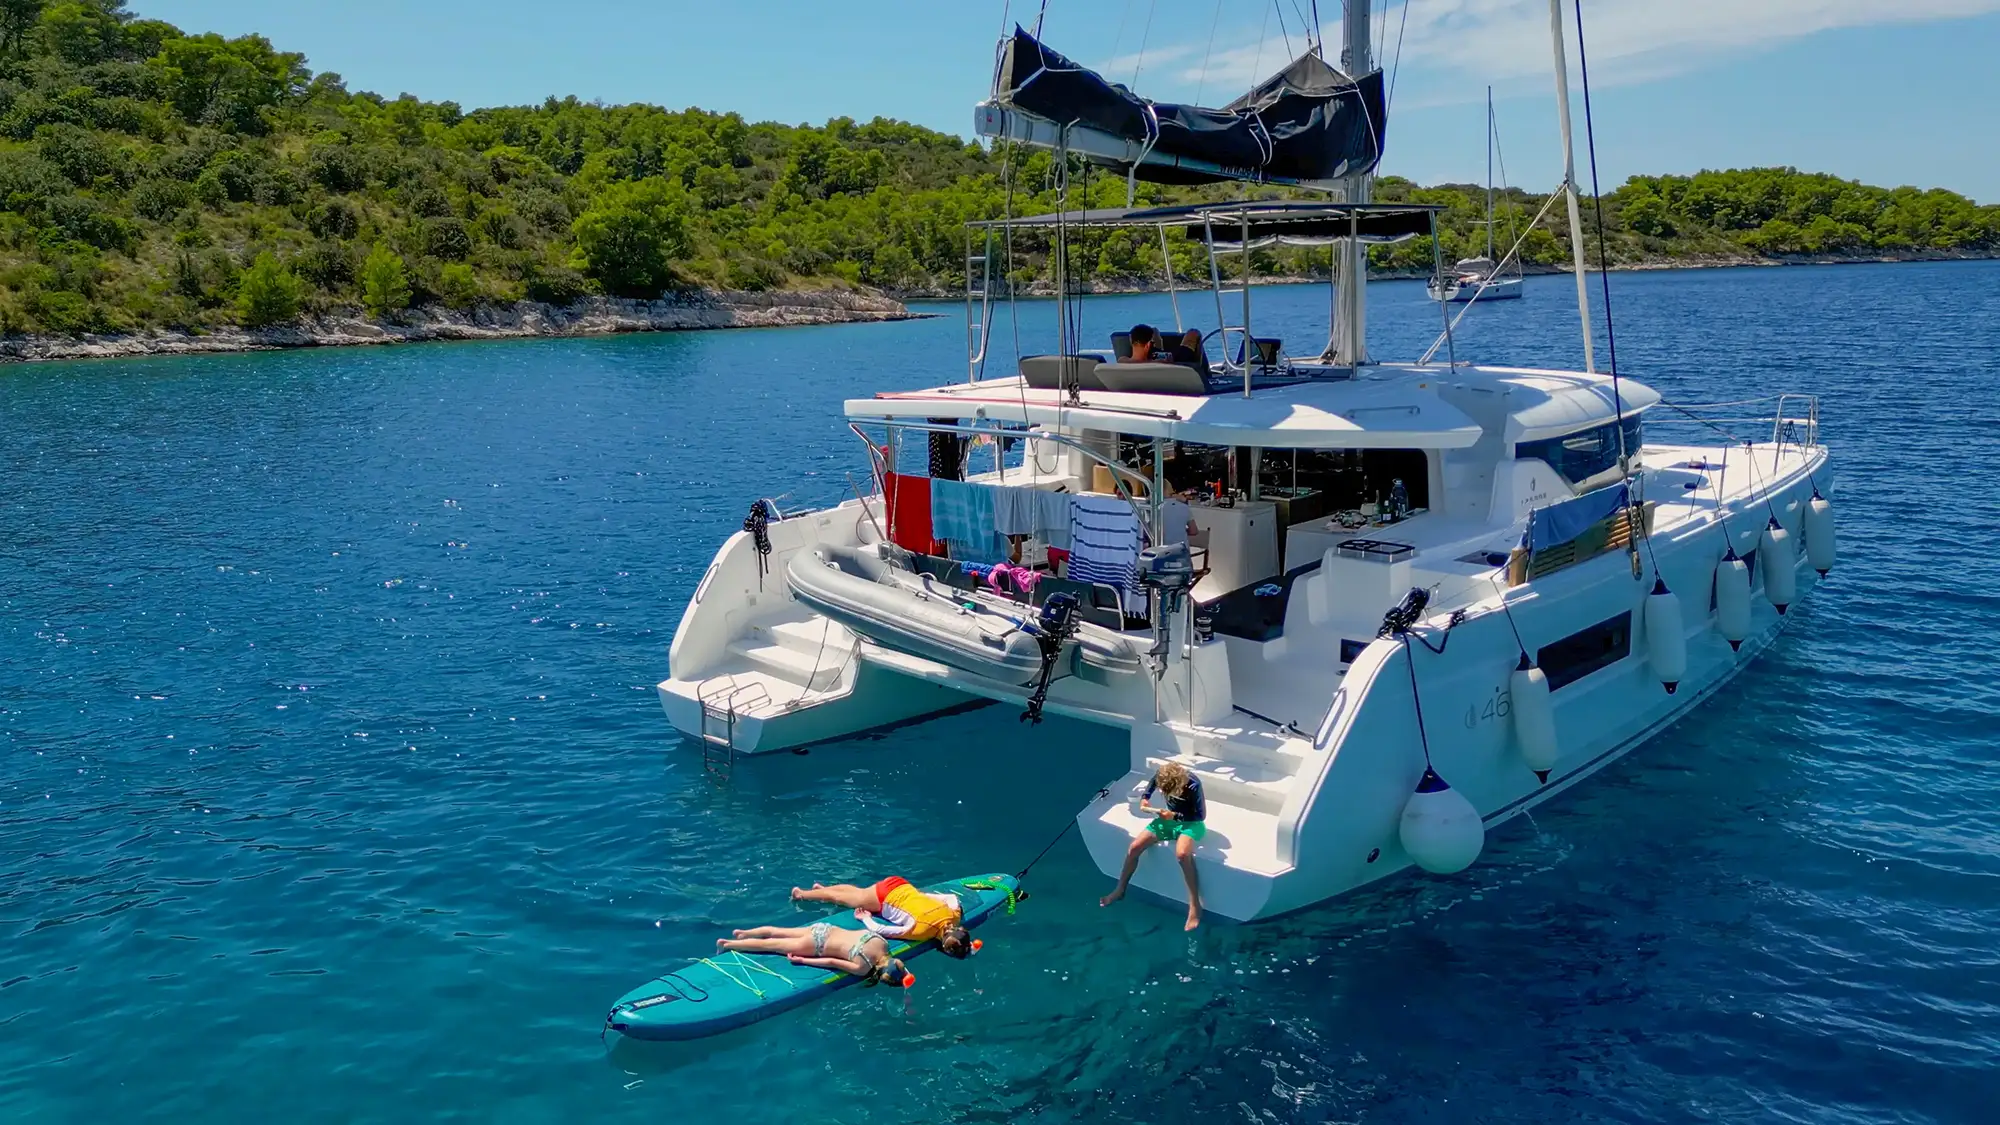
{"left": 1093, "top": 361, "right": 1211, "bottom": 395}
{"left": 1018, "top": 354, "right": 1105, "bottom": 390}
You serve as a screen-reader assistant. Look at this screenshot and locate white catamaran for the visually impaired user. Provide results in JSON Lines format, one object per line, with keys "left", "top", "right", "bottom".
{"left": 657, "top": 3, "right": 1835, "bottom": 923}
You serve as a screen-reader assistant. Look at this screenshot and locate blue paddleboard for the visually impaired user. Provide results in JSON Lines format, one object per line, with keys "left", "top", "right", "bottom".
{"left": 605, "top": 873, "right": 1020, "bottom": 1042}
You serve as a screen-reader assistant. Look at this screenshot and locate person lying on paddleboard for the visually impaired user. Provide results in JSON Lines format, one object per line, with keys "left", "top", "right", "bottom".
{"left": 1101, "top": 760, "right": 1206, "bottom": 930}
{"left": 717, "top": 923, "right": 913, "bottom": 987}
{"left": 791, "top": 877, "right": 976, "bottom": 959}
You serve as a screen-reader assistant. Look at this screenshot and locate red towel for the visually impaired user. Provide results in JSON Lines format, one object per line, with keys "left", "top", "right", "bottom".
{"left": 883, "top": 473, "right": 936, "bottom": 554}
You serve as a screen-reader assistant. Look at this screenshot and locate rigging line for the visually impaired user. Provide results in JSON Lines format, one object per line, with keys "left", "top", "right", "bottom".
{"left": 1386, "top": 0, "right": 1414, "bottom": 110}
{"left": 1492, "top": 96, "right": 1520, "bottom": 268}
{"left": 1195, "top": 0, "right": 1226, "bottom": 106}
{"left": 1260, "top": 1, "right": 1282, "bottom": 84}
{"left": 1399, "top": 635, "right": 1436, "bottom": 769}
{"left": 1484, "top": 572, "right": 1531, "bottom": 660}
{"left": 1570, "top": 0, "right": 1657, "bottom": 578}
{"left": 1130, "top": 0, "right": 1157, "bottom": 86}
{"left": 1109, "top": 0, "right": 1137, "bottom": 66}
{"left": 1033, "top": 0, "right": 1049, "bottom": 38}
{"left": 1310, "top": 0, "right": 1323, "bottom": 53}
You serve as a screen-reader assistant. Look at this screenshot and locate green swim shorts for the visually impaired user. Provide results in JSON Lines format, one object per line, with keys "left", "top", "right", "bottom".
{"left": 1146, "top": 817, "right": 1207, "bottom": 842}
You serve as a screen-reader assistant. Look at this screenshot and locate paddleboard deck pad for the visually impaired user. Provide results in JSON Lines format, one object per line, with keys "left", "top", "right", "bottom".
{"left": 605, "top": 873, "right": 1020, "bottom": 1042}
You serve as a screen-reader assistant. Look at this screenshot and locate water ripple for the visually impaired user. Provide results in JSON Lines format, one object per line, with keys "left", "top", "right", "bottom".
{"left": 3, "top": 264, "right": 1999, "bottom": 1123}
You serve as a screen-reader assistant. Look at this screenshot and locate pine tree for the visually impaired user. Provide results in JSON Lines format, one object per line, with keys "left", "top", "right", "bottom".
{"left": 361, "top": 244, "right": 411, "bottom": 318}
{"left": 236, "top": 252, "right": 302, "bottom": 327}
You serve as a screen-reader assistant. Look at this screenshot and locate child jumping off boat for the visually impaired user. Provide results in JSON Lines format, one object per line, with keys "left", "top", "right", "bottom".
{"left": 1101, "top": 761, "right": 1207, "bottom": 930}
{"left": 716, "top": 924, "right": 912, "bottom": 987}
{"left": 792, "top": 876, "right": 975, "bottom": 958}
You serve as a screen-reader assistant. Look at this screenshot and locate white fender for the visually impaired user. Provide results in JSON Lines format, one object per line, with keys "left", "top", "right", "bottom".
{"left": 1643, "top": 580, "right": 1686, "bottom": 693}
{"left": 1804, "top": 495, "right": 1835, "bottom": 576}
{"left": 1399, "top": 769, "right": 1484, "bottom": 875}
{"left": 1715, "top": 552, "right": 1752, "bottom": 651}
{"left": 1509, "top": 661, "right": 1559, "bottom": 780}
{"left": 1761, "top": 521, "right": 1797, "bottom": 614}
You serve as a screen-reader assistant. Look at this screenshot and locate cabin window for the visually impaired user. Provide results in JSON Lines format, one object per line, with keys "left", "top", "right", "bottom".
{"left": 1535, "top": 610, "right": 1632, "bottom": 690}
{"left": 1515, "top": 414, "right": 1643, "bottom": 487}
{"left": 1257, "top": 447, "right": 1430, "bottom": 513}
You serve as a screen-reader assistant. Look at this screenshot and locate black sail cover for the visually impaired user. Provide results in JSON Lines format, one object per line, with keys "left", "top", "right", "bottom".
{"left": 994, "top": 26, "right": 1386, "bottom": 185}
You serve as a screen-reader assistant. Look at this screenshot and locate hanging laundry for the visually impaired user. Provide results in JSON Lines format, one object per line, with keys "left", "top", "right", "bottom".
{"left": 1068, "top": 494, "right": 1143, "bottom": 608}
{"left": 991, "top": 485, "right": 1039, "bottom": 537}
{"left": 881, "top": 472, "right": 936, "bottom": 554}
{"left": 1034, "top": 489, "right": 1074, "bottom": 551}
{"left": 932, "top": 478, "right": 1005, "bottom": 562}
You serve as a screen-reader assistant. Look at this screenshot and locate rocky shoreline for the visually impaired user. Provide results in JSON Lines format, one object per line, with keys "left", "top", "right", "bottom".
{"left": 0, "top": 288, "right": 926, "bottom": 364}
{"left": 4, "top": 249, "right": 1991, "bottom": 363}
{"left": 888, "top": 248, "right": 2000, "bottom": 299}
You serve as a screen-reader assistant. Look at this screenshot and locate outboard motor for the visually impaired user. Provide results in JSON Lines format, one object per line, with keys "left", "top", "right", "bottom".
{"left": 1137, "top": 543, "right": 1196, "bottom": 603}
{"left": 1021, "top": 593, "right": 1080, "bottom": 725}
{"left": 1137, "top": 543, "right": 1197, "bottom": 674}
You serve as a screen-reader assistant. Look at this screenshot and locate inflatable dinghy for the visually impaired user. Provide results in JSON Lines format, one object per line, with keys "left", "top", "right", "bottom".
{"left": 604, "top": 873, "right": 1020, "bottom": 1042}
{"left": 786, "top": 545, "right": 1144, "bottom": 685}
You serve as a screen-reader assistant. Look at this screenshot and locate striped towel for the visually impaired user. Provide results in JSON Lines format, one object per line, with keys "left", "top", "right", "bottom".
{"left": 1035, "top": 490, "right": 1074, "bottom": 551}
{"left": 1068, "top": 494, "right": 1142, "bottom": 607}
{"left": 932, "top": 478, "right": 1005, "bottom": 562}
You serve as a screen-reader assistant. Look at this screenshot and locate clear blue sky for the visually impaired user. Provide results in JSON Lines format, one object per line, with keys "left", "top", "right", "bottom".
{"left": 136, "top": 0, "right": 2000, "bottom": 202}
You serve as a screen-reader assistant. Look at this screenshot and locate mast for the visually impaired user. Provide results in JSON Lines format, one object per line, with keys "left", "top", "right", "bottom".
{"left": 1484, "top": 87, "right": 1495, "bottom": 261}
{"left": 1331, "top": 0, "right": 1372, "bottom": 367}
{"left": 1547, "top": 0, "right": 1595, "bottom": 372}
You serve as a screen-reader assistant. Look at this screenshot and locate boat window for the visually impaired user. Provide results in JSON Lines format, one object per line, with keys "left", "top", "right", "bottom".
{"left": 1259, "top": 447, "right": 1430, "bottom": 515}
{"left": 1535, "top": 610, "right": 1632, "bottom": 690}
{"left": 1515, "top": 413, "right": 1643, "bottom": 487}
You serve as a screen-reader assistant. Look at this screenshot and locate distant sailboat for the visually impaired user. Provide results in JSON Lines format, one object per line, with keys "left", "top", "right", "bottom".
{"left": 1430, "top": 87, "right": 1524, "bottom": 303}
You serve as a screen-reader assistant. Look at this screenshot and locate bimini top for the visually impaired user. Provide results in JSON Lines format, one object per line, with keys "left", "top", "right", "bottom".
{"left": 847, "top": 374, "right": 1483, "bottom": 451}
{"left": 971, "top": 201, "right": 1439, "bottom": 245}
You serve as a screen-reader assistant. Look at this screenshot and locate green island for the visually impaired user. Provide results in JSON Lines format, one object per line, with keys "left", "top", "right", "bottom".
{"left": 1, "top": 1, "right": 1996, "bottom": 355}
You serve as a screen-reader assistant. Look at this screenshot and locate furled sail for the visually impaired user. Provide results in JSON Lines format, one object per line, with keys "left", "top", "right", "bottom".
{"left": 988, "top": 25, "right": 1386, "bottom": 187}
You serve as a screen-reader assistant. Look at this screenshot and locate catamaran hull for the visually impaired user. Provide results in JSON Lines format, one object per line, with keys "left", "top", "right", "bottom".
{"left": 1075, "top": 451, "right": 1830, "bottom": 923}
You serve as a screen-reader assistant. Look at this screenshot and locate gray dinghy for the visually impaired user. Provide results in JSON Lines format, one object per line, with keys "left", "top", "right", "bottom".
{"left": 785, "top": 545, "right": 1144, "bottom": 687}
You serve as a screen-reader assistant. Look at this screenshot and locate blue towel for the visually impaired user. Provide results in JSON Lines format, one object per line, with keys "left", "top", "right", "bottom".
{"left": 1035, "top": 490, "right": 1074, "bottom": 550}
{"left": 1526, "top": 482, "right": 1629, "bottom": 552}
{"left": 992, "top": 484, "right": 1039, "bottom": 537}
{"left": 932, "top": 478, "right": 1006, "bottom": 562}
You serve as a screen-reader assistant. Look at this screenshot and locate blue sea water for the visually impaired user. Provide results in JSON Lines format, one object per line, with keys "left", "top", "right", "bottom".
{"left": 3, "top": 262, "right": 1999, "bottom": 1124}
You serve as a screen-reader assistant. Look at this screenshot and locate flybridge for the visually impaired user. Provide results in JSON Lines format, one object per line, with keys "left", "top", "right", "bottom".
{"left": 976, "top": 25, "right": 1387, "bottom": 191}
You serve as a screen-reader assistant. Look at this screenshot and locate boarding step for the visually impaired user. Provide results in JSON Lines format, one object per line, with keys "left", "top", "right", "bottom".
{"left": 1163, "top": 721, "right": 1312, "bottom": 775}
{"left": 1084, "top": 784, "right": 1291, "bottom": 883}
{"left": 1142, "top": 752, "right": 1293, "bottom": 816}
{"left": 725, "top": 639, "right": 847, "bottom": 692}
{"left": 756, "top": 612, "right": 857, "bottom": 657}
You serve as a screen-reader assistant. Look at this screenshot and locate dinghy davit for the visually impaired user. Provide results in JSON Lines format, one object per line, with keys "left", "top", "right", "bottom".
{"left": 604, "top": 873, "right": 1021, "bottom": 1042}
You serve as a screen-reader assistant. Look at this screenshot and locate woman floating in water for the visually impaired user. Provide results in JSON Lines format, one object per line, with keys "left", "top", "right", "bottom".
{"left": 792, "top": 876, "right": 975, "bottom": 959}
{"left": 717, "top": 923, "right": 913, "bottom": 987}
